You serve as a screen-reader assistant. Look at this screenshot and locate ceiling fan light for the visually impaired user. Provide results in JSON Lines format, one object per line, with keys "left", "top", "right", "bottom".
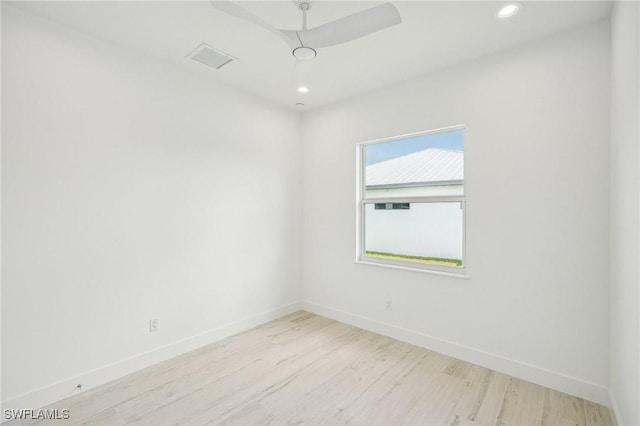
{"left": 292, "top": 46, "right": 317, "bottom": 61}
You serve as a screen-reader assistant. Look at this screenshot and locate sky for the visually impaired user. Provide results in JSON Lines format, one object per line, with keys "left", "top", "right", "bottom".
{"left": 365, "top": 128, "right": 464, "bottom": 165}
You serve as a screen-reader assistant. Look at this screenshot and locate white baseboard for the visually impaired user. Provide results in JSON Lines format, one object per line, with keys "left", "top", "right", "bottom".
{"left": 1, "top": 302, "right": 303, "bottom": 413}
{"left": 608, "top": 390, "right": 623, "bottom": 426}
{"left": 302, "top": 301, "right": 611, "bottom": 407}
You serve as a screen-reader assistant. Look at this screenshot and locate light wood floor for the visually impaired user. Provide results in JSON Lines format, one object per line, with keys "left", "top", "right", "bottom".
{"left": 16, "top": 311, "right": 613, "bottom": 426}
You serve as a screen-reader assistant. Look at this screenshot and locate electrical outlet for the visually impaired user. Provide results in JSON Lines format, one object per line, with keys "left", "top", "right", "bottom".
{"left": 385, "top": 300, "right": 392, "bottom": 311}
{"left": 150, "top": 318, "right": 159, "bottom": 332}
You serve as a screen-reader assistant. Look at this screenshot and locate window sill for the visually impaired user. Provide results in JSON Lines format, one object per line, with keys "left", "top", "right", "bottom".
{"left": 355, "top": 259, "right": 470, "bottom": 280}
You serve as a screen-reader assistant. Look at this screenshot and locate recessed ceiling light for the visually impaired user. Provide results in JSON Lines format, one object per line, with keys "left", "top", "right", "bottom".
{"left": 296, "top": 103, "right": 305, "bottom": 108}
{"left": 497, "top": 3, "right": 520, "bottom": 18}
{"left": 297, "top": 86, "right": 309, "bottom": 93}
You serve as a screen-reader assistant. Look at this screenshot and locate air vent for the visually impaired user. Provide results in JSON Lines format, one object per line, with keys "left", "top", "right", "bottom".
{"left": 186, "top": 43, "right": 236, "bottom": 69}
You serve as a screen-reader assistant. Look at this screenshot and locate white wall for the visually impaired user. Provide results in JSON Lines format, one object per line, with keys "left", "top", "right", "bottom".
{"left": 365, "top": 202, "right": 463, "bottom": 260}
{"left": 302, "top": 21, "right": 611, "bottom": 403}
{"left": 609, "top": 1, "right": 640, "bottom": 424}
{"left": 1, "top": 5, "right": 302, "bottom": 408}
{"left": 365, "top": 183, "right": 464, "bottom": 261}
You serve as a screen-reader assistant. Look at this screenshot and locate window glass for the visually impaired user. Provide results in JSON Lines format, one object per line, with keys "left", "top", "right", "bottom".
{"left": 359, "top": 127, "right": 465, "bottom": 272}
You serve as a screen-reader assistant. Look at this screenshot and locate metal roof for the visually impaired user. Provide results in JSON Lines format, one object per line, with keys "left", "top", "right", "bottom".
{"left": 366, "top": 148, "right": 463, "bottom": 187}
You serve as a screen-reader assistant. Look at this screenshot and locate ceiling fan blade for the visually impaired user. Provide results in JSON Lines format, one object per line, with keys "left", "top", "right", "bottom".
{"left": 280, "top": 30, "right": 302, "bottom": 48}
{"left": 298, "top": 3, "right": 401, "bottom": 49}
{"left": 210, "top": 1, "right": 298, "bottom": 49}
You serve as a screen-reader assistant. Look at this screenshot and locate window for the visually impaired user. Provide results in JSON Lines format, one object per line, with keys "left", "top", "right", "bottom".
{"left": 374, "top": 203, "right": 410, "bottom": 210}
{"left": 357, "top": 126, "right": 465, "bottom": 274}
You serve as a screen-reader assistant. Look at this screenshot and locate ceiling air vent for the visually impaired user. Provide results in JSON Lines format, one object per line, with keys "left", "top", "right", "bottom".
{"left": 186, "top": 43, "right": 236, "bottom": 69}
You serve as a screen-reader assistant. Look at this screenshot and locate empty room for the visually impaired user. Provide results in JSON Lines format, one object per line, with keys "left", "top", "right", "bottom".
{"left": 1, "top": 0, "right": 638, "bottom": 425}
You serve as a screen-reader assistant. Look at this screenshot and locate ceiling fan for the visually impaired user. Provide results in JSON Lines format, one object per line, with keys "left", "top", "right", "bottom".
{"left": 210, "top": 1, "right": 401, "bottom": 90}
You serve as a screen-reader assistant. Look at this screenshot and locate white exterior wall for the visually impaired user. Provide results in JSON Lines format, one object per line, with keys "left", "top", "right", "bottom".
{"left": 365, "top": 202, "right": 463, "bottom": 260}
{"left": 365, "top": 184, "right": 464, "bottom": 260}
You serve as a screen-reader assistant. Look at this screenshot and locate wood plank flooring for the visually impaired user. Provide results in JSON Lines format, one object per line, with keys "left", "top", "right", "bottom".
{"left": 17, "top": 311, "right": 613, "bottom": 425}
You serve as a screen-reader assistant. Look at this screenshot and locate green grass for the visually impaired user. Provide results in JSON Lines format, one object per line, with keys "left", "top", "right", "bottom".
{"left": 365, "top": 251, "right": 462, "bottom": 267}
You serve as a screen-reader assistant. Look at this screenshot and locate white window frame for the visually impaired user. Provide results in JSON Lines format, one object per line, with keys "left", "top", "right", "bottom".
{"left": 355, "top": 125, "right": 467, "bottom": 277}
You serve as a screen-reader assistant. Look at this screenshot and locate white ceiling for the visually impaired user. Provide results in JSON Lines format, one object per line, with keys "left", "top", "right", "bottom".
{"left": 9, "top": 1, "right": 612, "bottom": 110}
